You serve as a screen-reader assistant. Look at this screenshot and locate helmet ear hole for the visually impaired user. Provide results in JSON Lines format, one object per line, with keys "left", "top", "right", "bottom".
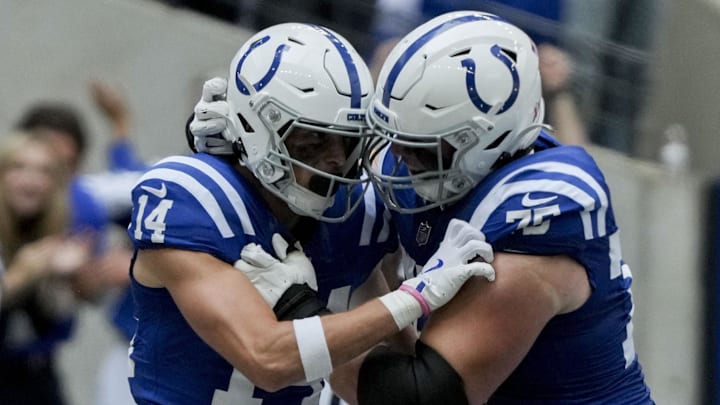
{"left": 237, "top": 113, "right": 255, "bottom": 133}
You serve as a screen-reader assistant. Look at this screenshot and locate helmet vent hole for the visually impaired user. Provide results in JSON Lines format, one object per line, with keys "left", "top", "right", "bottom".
{"left": 485, "top": 131, "right": 510, "bottom": 150}
{"left": 291, "top": 85, "right": 315, "bottom": 93}
{"left": 449, "top": 48, "right": 472, "bottom": 57}
{"left": 425, "top": 104, "right": 440, "bottom": 111}
{"left": 499, "top": 48, "right": 517, "bottom": 63}
{"left": 287, "top": 36, "right": 305, "bottom": 45}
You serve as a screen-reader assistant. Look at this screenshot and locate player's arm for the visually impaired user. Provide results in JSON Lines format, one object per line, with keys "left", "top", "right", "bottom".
{"left": 357, "top": 252, "right": 590, "bottom": 405}
{"left": 134, "top": 233, "right": 492, "bottom": 393}
{"left": 134, "top": 248, "right": 301, "bottom": 387}
{"left": 328, "top": 252, "right": 418, "bottom": 404}
{"left": 136, "top": 247, "right": 392, "bottom": 391}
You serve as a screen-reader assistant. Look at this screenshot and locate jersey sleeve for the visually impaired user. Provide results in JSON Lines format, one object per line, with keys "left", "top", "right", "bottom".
{"left": 127, "top": 155, "right": 256, "bottom": 262}
{"left": 468, "top": 146, "right": 617, "bottom": 256}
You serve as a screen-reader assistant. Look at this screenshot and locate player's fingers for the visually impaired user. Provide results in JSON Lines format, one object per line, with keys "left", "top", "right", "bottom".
{"left": 201, "top": 77, "right": 228, "bottom": 102}
{"left": 189, "top": 117, "right": 226, "bottom": 136}
{"left": 284, "top": 251, "right": 317, "bottom": 290}
{"left": 464, "top": 262, "right": 496, "bottom": 282}
{"left": 240, "top": 243, "right": 276, "bottom": 268}
{"left": 271, "top": 233, "right": 290, "bottom": 260}
{"left": 462, "top": 239, "right": 494, "bottom": 263}
{"left": 194, "top": 99, "right": 230, "bottom": 119}
{"left": 448, "top": 219, "right": 486, "bottom": 244}
{"left": 233, "top": 259, "right": 254, "bottom": 274}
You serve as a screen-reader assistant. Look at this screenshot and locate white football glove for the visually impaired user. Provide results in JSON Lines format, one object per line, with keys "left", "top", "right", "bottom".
{"left": 380, "top": 218, "right": 495, "bottom": 329}
{"left": 188, "top": 77, "right": 235, "bottom": 155}
{"left": 234, "top": 234, "right": 317, "bottom": 308}
{"left": 421, "top": 217, "right": 495, "bottom": 276}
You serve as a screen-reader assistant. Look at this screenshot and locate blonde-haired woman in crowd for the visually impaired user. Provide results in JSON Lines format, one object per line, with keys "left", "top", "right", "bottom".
{"left": 0, "top": 131, "right": 94, "bottom": 405}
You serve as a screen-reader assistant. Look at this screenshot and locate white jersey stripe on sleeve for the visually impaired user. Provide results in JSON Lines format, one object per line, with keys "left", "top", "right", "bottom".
{"left": 156, "top": 156, "right": 256, "bottom": 236}
{"left": 548, "top": 162, "right": 608, "bottom": 236}
{"left": 471, "top": 179, "right": 596, "bottom": 239}
{"left": 469, "top": 161, "right": 608, "bottom": 239}
{"left": 136, "top": 168, "right": 235, "bottom": 238}
{"left": 608, "top": 231, "right": 623, "bottom": 279}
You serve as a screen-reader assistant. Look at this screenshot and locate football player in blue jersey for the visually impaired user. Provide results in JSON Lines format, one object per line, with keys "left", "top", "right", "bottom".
{"left": 347, "top": 10, "right": 655, "bottom": 405}
{"left": 128, "top": 22, "right": 496, "bottom": 405}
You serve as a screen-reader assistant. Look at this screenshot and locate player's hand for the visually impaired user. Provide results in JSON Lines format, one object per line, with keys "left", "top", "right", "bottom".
{"left": 188, "top": 77, "right": 235, "bottom": 155}
{"left": 538, "top": 43, "right": 572, "bottom": 95}
{"left": 49, "top": 233, "right": 95, "bottom": 276}
{"left": 424, "top": 218, "right": 494, "bottom": 274}
{"left": 233, "top": 234, "right": 317, "bottom": 307}
{"left": 400, "top": 218, "right": 495, "bottom": 315}
{"left": 90, "top": 80, "right": 131, "bottom": 136}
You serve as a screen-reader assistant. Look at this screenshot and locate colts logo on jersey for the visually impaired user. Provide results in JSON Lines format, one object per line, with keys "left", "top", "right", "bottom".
{"left": 506, "top": 192, "right": 561, "bottom": 235}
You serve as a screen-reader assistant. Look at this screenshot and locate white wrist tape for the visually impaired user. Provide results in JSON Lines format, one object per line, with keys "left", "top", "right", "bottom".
{"left": 379, "top": 290, "right": 423, "bottom": 330}
{"left": 293, "top": 316, "right": 332, "bottom": 382}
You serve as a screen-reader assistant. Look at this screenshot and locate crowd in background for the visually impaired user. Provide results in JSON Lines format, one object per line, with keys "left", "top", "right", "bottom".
{"left": 0, "top": 82, "right": 143, "bottom": 404}
{"left": 159, "top": 0, "right": 665, "bottom": 154}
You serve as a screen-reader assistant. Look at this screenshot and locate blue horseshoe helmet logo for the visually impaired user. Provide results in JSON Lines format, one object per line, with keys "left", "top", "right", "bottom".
{"left": 234, "top": 27, "right": 361, "bottom": 109}
{"left": 235, "top": 35, "right": 289, "bottom": 95}
{"left": 380, "top": 13, "right": 505, "bottom": 108}
{"left": 461, "top": 44, "right": 519, "bottom": 114}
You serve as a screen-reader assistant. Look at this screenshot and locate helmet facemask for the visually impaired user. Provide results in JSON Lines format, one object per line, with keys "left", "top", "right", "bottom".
{"left": 272, "top": 116, "right": 366, "bottom": 221}
{"left": 233, "top": 96, "right": 369, "bottom": 222}
{"left": 365, "top": 119, "right": 479, "bottom": 213}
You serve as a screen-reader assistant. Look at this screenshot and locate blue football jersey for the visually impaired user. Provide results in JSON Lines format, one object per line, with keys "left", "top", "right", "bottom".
{"left": 127, "top": 153, "right": 396, "bottom": 405}
{"left": 382, "top": 132, "right": 653, "bottom": 404}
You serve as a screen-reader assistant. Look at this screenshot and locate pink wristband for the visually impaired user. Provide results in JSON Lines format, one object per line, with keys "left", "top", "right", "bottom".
{"left": 398, "top": 284, "right": 431, "bottom": 317}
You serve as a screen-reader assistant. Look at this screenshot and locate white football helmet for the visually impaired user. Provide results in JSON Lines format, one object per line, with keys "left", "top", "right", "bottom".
{"left": 223, "top": 23, "right": 373, "bottom": 222}
{"left": 365, "top": 11, "right": 546, "bottom": 213}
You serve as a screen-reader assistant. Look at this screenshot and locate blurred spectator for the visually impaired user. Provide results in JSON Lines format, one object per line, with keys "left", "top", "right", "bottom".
{"left": 370, "top": 0, "right": 564, "bottom": 66}
{"left": 82, "top": 81, "right": 147, "bottom": 224}
{"left": 152, "top": 0, "right": 379, "bottom": 59}
{"left": 369, "top": 0, "right": 588, "bottom": 146}
{"left": 589, "top": 0, "right": 661, "bottom": 153}
{"left": 16, "top": 81, "right": 145, "bottom": 405}
{"left": 537, "top": 42, "right": 588, "bottom": 145}
{"left": 16, "top": 100, "right": 110, "bottom": 239}
{"left": 0, "top": 131, "right": 94, "bottom": 405}
{"left": 252, "top": 0, "right": 378, "bottom": 58}
{"left": 83, "top": 81, "right": 145, "bottom": 405}
{"left": 154, "top": 0, "right": 243, "bottom": 24}
{"left": 156, "top": 0, "right": 661, "bottom": 153}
